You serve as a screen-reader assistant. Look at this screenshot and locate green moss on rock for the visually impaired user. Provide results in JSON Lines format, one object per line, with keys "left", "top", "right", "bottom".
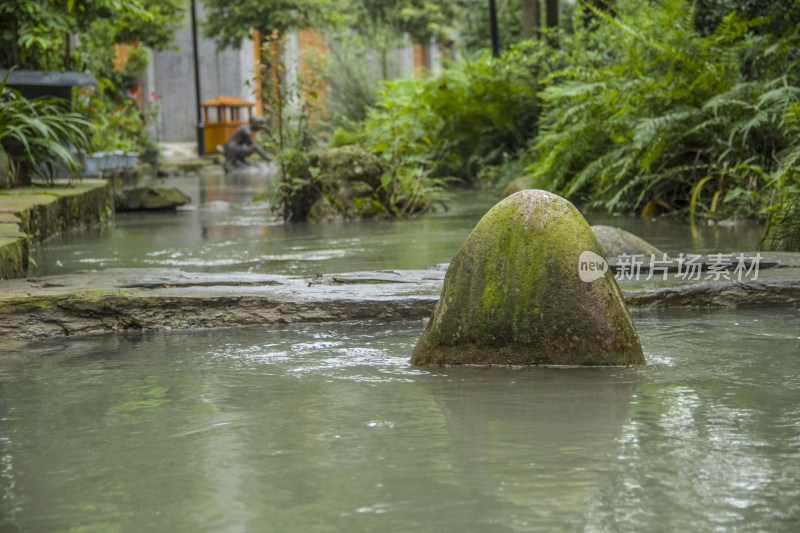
{"left": 116, "top": 187, "right": 191, "bottom": 211}
{"left": 0, "top": 222, "right": 28, "bottom": 279}
{"left": 411, "top": 190, "right": 645, "bottom": 366}
{"left": 1, "top": 181, "right": 111, "bottom": 240}
{"left": 305, "top": 145, "right": 390, "bottom": 221}
{"left": 0, "top": 236, "right": 28, "bottom": 280}
{"left": 310, "top": 145, "right": 385, "bottom": 189}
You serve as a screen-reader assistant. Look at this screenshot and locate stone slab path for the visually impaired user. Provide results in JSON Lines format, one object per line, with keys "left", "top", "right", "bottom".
{"left": 1, "top": 267, "right": 799, "bottom": 341}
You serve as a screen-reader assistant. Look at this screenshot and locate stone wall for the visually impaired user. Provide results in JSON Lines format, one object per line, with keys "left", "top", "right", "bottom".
{"left": 0, "top": 180, "right": 112, "bottom": 279}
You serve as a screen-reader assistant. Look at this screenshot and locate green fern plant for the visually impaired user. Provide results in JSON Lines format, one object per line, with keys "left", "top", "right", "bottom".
{"left": 759, "top": 101, "right": 800, "bottom": 250}
{"left": 526, "top": 0, "right": 800, "bottom": 232}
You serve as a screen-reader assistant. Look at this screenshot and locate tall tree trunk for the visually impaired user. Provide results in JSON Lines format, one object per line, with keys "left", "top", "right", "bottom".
{"left": 488, "top": 0, "right": 499, "bottom": 57}
{"left": 64, "top": 33, "right": 71, "bottom": 70}
{"left": 520, "top": 0, "right": 540, "bottom": 40}
{"left": 8, "top": 18, "right": 21, "bottom": 67}
{"left": 582, "top": 1, "right": 615, "bottom": 29}
{"left": 545, "top": 0, "right": 558, "bottom": 28}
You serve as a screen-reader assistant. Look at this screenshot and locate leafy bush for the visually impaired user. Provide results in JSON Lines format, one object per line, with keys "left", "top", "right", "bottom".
{"left": 525, "top": 0, "right": 800, "bottom": 233}
{"left": 341, "top": 42, "right": 548, "bottom": 184}
{"left": 0, "top": 0, "right": 184, "bottom": 72}
{"left": 325, "top": 39, "right": 382, "bottom": 124}
{"left": 255, "top": 33, "right": 324, "bottom": 222}
{"left": 73, "top": 87, "right": 147, "bottom": 152}
{"left": 0, "top": 73, "right": 91, "bottom": 187}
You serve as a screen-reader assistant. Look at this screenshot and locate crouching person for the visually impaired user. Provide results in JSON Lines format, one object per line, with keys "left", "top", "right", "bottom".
{"left": 222, "top": 116, "right": 270, "bottom": 170}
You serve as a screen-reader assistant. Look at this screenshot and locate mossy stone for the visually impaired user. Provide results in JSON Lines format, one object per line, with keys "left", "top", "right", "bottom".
{"left": 310, "top": 145, "right": 385, "bottom": 189}
{"left": 305, "top": 145, "right": 390, "bottom": 221}
{"left": 501, "top": 176, "right": 531, "bottom": 198}
{"left": 411, "top": 190, "right": 645, "bottom": 366}
{"left": 591, "top": 225, "right": 665, "bottom": 258}
{"left": 116, "top": 187, "right": 190, "bottom": 211}
{"left": 0, "top": 236, "right": 28, "bottom": 279}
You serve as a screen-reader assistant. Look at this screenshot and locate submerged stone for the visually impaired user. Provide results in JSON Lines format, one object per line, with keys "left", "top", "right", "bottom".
{"left": 591, "top": 225, "right": 664, "bottom": 259}
{"left": 501, "top": 176, "right": 531, "bottom": 198}
{"left": 116, "top": 187, "right": 190, "bottom": 211}
{"left": 411, "top": 190, "right": 645, "bottom": 366}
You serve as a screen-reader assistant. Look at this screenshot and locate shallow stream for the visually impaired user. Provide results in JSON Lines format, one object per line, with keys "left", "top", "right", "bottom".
{"left": 30, "top": 168, "right": 767, "bottom": 277}
{"left": 1, "top": 307, "right": 799, "bottom": 532}
{"left": 3, "top": 169, "right": 797, "bottom": 531}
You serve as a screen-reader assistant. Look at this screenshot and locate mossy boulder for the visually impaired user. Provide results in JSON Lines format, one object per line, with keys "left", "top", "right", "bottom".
{"left": 116, "top": 187, "right": 190, "bottom": 211}
{"left": 310, "top": 144, "right": 385, "bottom": 189}
{"left": 411, "top": 190, "right": 644, "bottom": 366}
{"left": 591, "top": 225, "right": 665, "bottom": 258}
{"left": 305, "top": 145, "right": 389, "bottom": 221}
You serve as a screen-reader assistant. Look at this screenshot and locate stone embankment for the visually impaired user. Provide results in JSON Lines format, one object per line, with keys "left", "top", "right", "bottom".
{"left": 0, "top": 180, "right": 112, "bottom": 279}
{"left": 1, "top": 266, "right": 799, "bottom": 341}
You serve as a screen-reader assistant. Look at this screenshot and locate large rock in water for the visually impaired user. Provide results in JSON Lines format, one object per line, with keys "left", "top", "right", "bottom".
{"left": 116, "top": 187, "right": 191, "bottom": 211}
{"left": 411, "top": 190, "right": 645, "bottom": 366}
{"left": 591, "top": 225, "right": 664, "bottom": 258}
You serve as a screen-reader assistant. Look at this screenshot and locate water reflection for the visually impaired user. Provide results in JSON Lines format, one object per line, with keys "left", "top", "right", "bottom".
{"left": 584, "top": 212, "right": 766, "bottom": 254}
{"left": 427, "top": 366, "right": 640, "bottom": 531}
{"left": 1, "top": 308, "right": 799, "bottom": 532}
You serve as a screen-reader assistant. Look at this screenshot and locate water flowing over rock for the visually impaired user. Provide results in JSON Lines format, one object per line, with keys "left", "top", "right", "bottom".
{"left": 591, "top": 225, "right": 664, "bottom": 259}
{"left": 411, "top": 190, "right": 645, "bottom": 366}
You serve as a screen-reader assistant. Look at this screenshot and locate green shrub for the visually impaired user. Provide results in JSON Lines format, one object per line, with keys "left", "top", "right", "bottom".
{"left": 325, "top": 39, "right": 383, "bottom": 124}
{"left": 73, "top": 86, "right": 144, "bottom": 152}
{"left": 346, "top": 41, "right": 550, "bottom": 184}
{"left": 525, "top": 0, "right": 800, "bottom": 229}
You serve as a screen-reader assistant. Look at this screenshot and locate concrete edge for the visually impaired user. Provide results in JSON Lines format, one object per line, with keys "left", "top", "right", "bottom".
{"left": 0, "top": 180, "right": 113, "bottom": 279}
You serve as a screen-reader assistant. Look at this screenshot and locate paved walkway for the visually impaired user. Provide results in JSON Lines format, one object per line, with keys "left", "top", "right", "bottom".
{"left": 159, "top": 141, "right": 201, "bottom": 163}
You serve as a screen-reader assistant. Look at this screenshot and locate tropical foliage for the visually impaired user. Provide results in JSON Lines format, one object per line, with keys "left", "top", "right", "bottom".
{"left": 337, "top": 44, "right": 545, "bottom": 184}
{"left": 334, "top": 0, "right": 458, "bottom": 46}
{"left": 523, "top": 0, "right": 800, "bottom": 250}
{"left": 0, "top": 0, "right": 184, "bottom": 73}
{"left": 72, "top": 86, "right": 159, "bottom": 152}
{"left": 326, "top": 0, "right": 800, "bottom": 246}
{"left": 0, "top": 0, "right": 183, "bottom": 187}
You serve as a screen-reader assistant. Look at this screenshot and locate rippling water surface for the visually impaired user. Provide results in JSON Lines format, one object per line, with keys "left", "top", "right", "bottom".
{"left": 1, "top": 307, "right": 798, "bottom": 532}
{"left": 11, "top": 170, "right": 796, "bottom": 531}
{"left": 29, "top": 169, "right": 766, "bottom": 277}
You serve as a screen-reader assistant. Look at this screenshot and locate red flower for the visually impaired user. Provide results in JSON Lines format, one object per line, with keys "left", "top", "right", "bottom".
{"left": 151, "top": 91, "right": 158, "bottom": 101}
{"left": 128, "top": 88, "right": 136, "bottom": 96}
